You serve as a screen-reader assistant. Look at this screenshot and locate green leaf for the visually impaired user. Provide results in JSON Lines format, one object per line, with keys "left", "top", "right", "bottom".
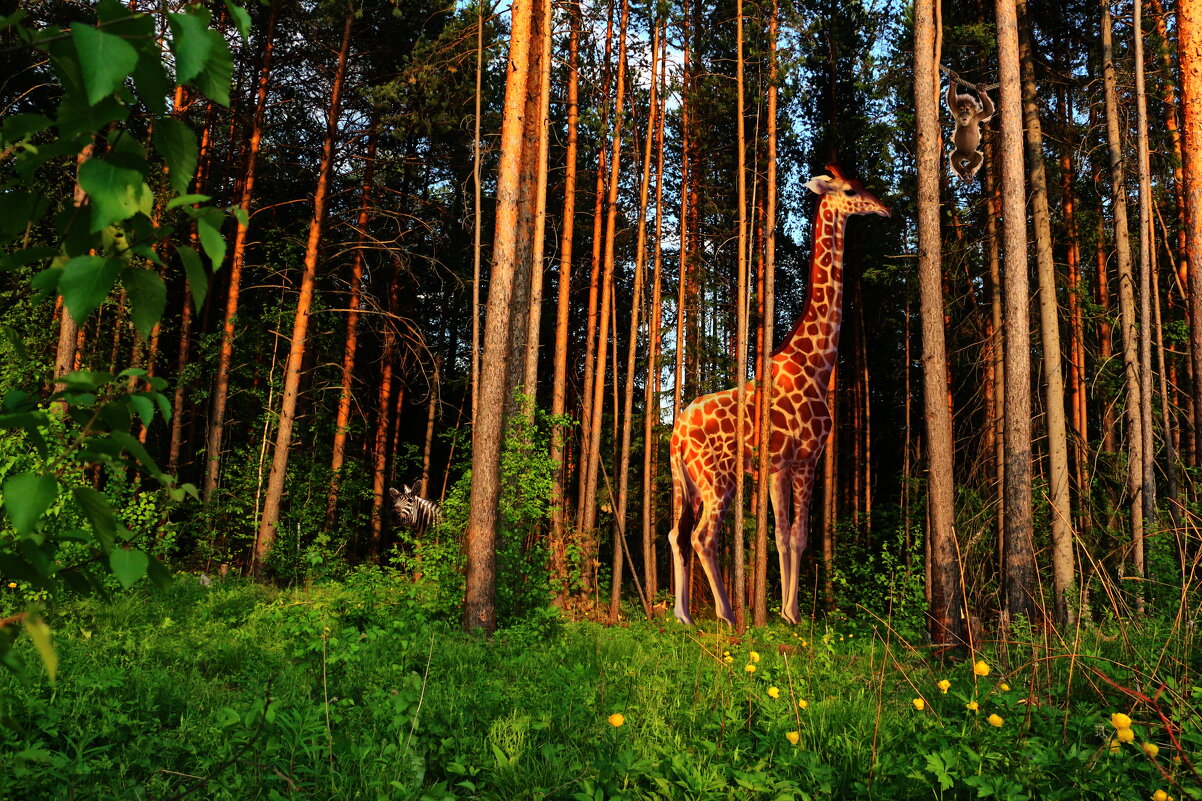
{"left": 127, "top": 394, "right": 154, "bottom": 427}
{"left": 224, "top": 0, "right": 251, "bottom": 40}
{"left": 1, "top": 113, "right": 52, "bottom": 146}
{"left": 59, "top": 255, "right": 122, "bottom": 325}
{"left": 177, "top": 245, "right": 208, "bottom": 311}
{"left": 121, "top": 268, "right": 166, "bottom": 338}
{"left": 22, "top": 612, "right": 56, "bottom": 685}
{"left": 167, "top": 12, "right": 212, "bottom": 85}
{"left": 153, "top": 117, "right": 198, "bottom": 195}
{"left": 194, "top": 208, "right": 226, "bottom": 269}
{"left": 131, "top": 54, "right": 169, "bottom": 114}
{"left": 0, "top": 191, "right": 49, "bottom": 245}
{"left": 2, "top": 473, "right": 58, "bottom": 535}
{"left": 146, "top": 555, "right": 173, "bottom": 589}
{"left": 194, "top": 29, "right": 233, "bottom": 107}
{"left": 167, "top": 194, "right": 211, "bottom": 209}
{"left": 71, "top": 23, "right": 139, "bottom": 105}
{"left": 110, "top": 430, "right": 162, "bottom": 478}
{"left": 72, "top": 486, "right": 116, "bottom": 551}
{"left": 109, "top": 548, "right": 148, "bottom": 589}
{"left": 77, "top": 158, "right": 153, "bottom": 232}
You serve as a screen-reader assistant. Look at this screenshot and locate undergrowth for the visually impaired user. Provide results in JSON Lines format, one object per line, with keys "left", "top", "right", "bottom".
{"left": 0, "top": 568, "right": 1199, "bottom": 800}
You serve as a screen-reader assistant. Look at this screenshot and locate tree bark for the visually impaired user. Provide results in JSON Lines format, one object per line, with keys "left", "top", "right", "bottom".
{"left": 463, "top": 0, "right": 536, "bottom": 631}
{"left": 1180, "top": 0, "right": 1202, "bottom": 471}
{"left": 254, "top": 13, "right": 353, "bottom": 570}
{"left": 1017, "top": 0, "right": 1075, "bottom": 627}
{"left": 916, "top": 0, "right": 964, "bottom": 645}
{"left": 203, "top": 0, "right": 278, "bottom": 502}
{"left": 732, "top": 0, "right": 749, "bottom": 632}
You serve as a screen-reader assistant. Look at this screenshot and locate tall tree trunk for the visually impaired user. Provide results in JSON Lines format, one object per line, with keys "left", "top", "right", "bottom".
{"left": 463, "top": 0, "right": 536, "bottom": 631}
{"left": 203, "top": 0, "right": 278, "bottom": 502}
{"left": 753, "top": 0, "right": 778, "bottom": 627}
{"left": 1103, "top": 0, "right": 1146, "bottom": 609}
{"left": 1134, "top": 0, "right": 1158, "bottom": 587}
{"left": 610, "top": 18, "right": 660, "bottom": 624}
{"left": 471, "top": 1, "right": 486, "bottom": 427}
{"left": 254, "top": 13, "right": 353, "bottom": 570}
{"left": 369, "top": 274, "right": 400, "bottom": 556}
{"left": 996, "top": 0, "right": 1037, "bottom": 626}
{"left": 916, "top": 0, "right": 965, "bottom": 646}
{"left": 581, "top": 0, "right": 630, "bottom": 602}
{"left": 549, "top": 0, "right": 581, "bottom": 608}
{"left": 1018, "top": 0, "right": 1075, "bottom": 627}
{"left": 325, "top": 127, "right": 378, "bottom": 528}
{"left": 731, "top": 0, "right": 749, "bottom": 632}
{"left": 1180, "top": 0, "right": 1202, "bottom": 471}
{"left": 983, "top": 135, "right": 1005, "bottom": 560}
{"left": 642, "top": 24, "right": 668, "bottom": 606}
{"left": 521, "top": 0, "right": 554, "bottom": 397}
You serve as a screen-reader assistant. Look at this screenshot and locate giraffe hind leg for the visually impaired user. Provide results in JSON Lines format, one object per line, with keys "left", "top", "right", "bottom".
{"left": 692, "top": 499, "right": 736, "bottom": 626}
{"left": 668, "top": 449, "right": 698, "bottom": 625}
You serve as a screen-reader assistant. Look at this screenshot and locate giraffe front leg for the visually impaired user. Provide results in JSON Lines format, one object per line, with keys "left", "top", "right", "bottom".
{"left": 783, "top": 468, "right": 816, "bottom": 624}
{"left": 668, "top": 507, "right": 695, "bottom": 626}
{"left": 770, "top": 469, "right": 794, "bottom": 622}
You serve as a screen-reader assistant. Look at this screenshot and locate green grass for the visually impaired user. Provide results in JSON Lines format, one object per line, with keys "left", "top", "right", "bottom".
{"left": 1, "top": 569, "right": 1198, "bottom": 800}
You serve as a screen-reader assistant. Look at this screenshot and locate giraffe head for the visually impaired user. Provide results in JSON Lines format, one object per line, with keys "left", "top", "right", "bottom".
{"left": 804, "top": 164, "right": 891, "bottom": 218}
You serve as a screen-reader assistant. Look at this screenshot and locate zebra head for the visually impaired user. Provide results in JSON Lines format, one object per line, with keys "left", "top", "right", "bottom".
{"left": 388, "top": 485, "right": 441, "bottom": 535}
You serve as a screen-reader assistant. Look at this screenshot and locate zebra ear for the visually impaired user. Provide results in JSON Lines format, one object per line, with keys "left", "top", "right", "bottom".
{"left": 389, "top": 487, "right": 401, "bottom": 499}
{"left": 402, "top": 484, "right": 412, "bottom": 494}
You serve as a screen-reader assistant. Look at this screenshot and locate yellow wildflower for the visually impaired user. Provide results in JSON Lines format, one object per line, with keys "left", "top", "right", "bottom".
{"left": 724, "top": 655, "right": 734, "bottom": 664}
{"left": 966, "top": 701, "right": 979, "bottom": 711}
{"left": 749, "top": 651, "right": 761, "bottom": 663}
{"left": 1108, "top": 738, "right": 1122, "bottom": 754}
{"left": 937, "top": 679, "right": 951, "bottom": 694}
{"left": 723, "top": 651, "right": 730, "bottom": 657}
{"left": 608, "top": 713, "right": 625, "bottom": 728}
{"left": 987, "top": 714, "right": 1003, "bottom": 727}
{"left": 999, "top": 682, "right": 1011, "bottom": 691}
{"left": 847, "top": 633, "right": 853, "bottom": 638}
{"left": 798, "top": 699, "right": 809, "bottom": 710}
{"left": 912, "top": 698, "right": 925, "bottom": 711}
{"left": 786, "top": 731, "right": 800, "bottom": 745}
{"left": 1152, "top": 791, "right": 1171, "bottom": 801}
{"left": 767, "top": 686, "right": 781, "bottom": 699}
{"left": 1111, "top": 712, "right": 1133, "bottom": 729}
{"left": 973, "top": 660, "right": 991, "bottom": 677}
{"left": 5, "top": 582, "right": 15, "bottom": 589}
{"left": 745, "top": 664, "right": 757, "bottom": 674}
{"left": 1142, "top": 742, "right": 1160, "bottom": 758}
{"left": 1116, "top": 727, "right": 1135, "bottom": 744}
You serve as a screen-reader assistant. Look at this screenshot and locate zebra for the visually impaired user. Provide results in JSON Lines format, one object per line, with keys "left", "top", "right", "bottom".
{"left": 388, "top": 485, "right": 441, "bottom": 536}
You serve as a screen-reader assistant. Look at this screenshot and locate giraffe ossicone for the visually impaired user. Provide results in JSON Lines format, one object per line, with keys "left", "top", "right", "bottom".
{"left": 666, "top": 164, "right": 890, "bottom": 627}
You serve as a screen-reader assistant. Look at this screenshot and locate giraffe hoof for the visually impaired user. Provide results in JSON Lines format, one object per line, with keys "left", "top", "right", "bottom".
{"left": 674, "top": 610, "right": 694, "bottom": 626}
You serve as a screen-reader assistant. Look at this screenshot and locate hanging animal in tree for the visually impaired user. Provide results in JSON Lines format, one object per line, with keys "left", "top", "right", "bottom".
{"left": 666, "top": 165, "right": 890, "bottom": 626}
{"left": 945, "top": 71, "right": 995, "bottom": 183}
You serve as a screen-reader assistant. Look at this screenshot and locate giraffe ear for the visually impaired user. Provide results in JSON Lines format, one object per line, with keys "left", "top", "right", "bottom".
{"left": 804, "top": 175, "right": 837, "bottom": 195}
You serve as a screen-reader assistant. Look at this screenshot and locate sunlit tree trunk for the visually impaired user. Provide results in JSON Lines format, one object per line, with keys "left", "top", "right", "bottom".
{"left": 204, "top": 0, "right": 278, "bottom": 502}
{"left": 1180, "top": 0, "right": 1202, "bottom": 465}
{"left": 1018, "top": 0, "right": 1074, "bottom": 627}
{"left": 369, "top": 274, "right": 400, "bottom": 556}
{"left": 549, "top": 0, "right": 581, "bottom": 607}
{"left": 916, "top": 0, "right": 964, "bottom": 645}
{"left": 464, "top": 0, "right": 536, "bottom": 631}
{"left": 1103, "top": 0, "right": 1146, "bottom": 608}
{"left": 325, "top": 127, "right": 377, "bottom": 528}
{"left": 731, "top": 0, "right": 749, "bottom": 632}
{"left": 521, "top": 0, "right": 553, "bottom": 397}
{"left": 255, "top": 13, "right": 353, "bottom": 570}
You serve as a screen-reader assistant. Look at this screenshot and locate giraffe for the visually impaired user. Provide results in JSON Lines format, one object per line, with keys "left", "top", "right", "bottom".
{"left": 667, "top": 164, "right": 890, "bottom": 626}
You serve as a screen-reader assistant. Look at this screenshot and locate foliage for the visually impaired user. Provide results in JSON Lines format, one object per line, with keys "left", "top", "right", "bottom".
{"left": 0, "top": 1, "right": 244, "bottom": 676}
{"left": 1, "top": 576, "right": 1199, "bottom": 800}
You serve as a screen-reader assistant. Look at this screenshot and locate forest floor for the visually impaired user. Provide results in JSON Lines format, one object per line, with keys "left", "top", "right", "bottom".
{"left": 0, "top": 569, "right": 1197, "bottom": 800}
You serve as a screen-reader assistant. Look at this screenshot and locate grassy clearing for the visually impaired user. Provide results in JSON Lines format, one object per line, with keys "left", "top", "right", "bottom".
{"left": 1, "top": 569, "right": 1198, "bottom": 800}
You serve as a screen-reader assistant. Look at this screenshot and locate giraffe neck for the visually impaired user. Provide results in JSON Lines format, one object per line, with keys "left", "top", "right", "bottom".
{"left": 774, "top": 196, "right": 848, "bottom": 386}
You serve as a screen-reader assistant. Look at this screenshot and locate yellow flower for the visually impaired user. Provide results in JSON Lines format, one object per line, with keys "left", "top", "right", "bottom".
{"left": 1108, "top": 738, "right": 1122, "bottom": 754}
{"left": 608, "top": 713, "right": 625, "bottom": 728}
{"left": 801, "top": 640, "right": 808, "bottom": 647}
{"left": 847, "top": 633, "right": 853, "bottom": 638}
{"left": 5, "top": 582, "right": 15, "bottom": 589}
{"left": 937, "top": 679, "right": 951, "bottom": 694}
{"left": 767, "top": 686, "right": 781, "bottom": 699}
{"left": 912, "top": 698, "right": 925, "bottom": 711}
{"left": 749, "top": 651, "right": 761, "bottom": 663}
{"left": 1111, "top": 712, "right": 1133, "bottom": 729}
{"left": 999, "top": 682, "right": 1011, "bottom": 691}
{"left": 966, "top": 701, "right": 979, "bottom": 711}
{"left": 724, "top": 655, "right": 734, "bottom": 664}
{"left": 987, "top": 714, "right": 1003, "bottom": 727}
{"left": 1142, "top": 742, "right": 1160, "bottom": 758}
{"left": 745, "top": 664, "right": 757, "bottom": 674}
{"left": 1116, "top": 727, "right": 1135, "bottom": 743}
{"left": 798, "top": 699, "right": 809, "bottom": 710}
{"left": 723, "top": 651, "right": 730, "bottom": 657}
{"left": 1152, "top": 791, "right": 1171, "bottom": 801}
{"left": 786, "top": 731, "right": 800, "bottom": 745}
{"left": 973, "top": 660, "right": 991, "bottom": 677}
